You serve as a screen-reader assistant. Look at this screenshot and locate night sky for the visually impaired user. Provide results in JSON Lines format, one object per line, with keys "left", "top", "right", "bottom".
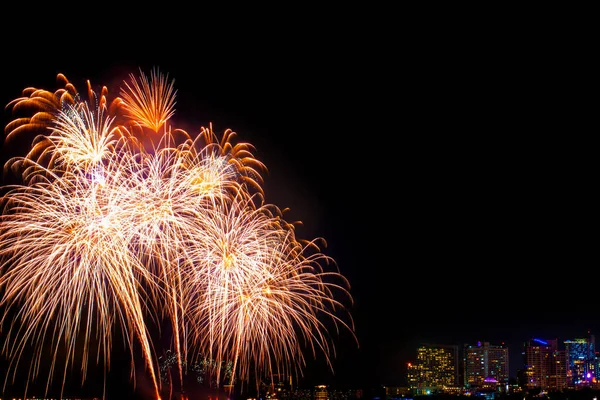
{"left": 0, "top": 8, "right": 595, "bottom": 399}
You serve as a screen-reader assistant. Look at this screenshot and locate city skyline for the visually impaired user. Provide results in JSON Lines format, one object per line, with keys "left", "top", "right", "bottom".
{"left": 0, "top": 10, "right": 593, "bottom": 399}
{"left": 404, "top": 331, "right": 599, "bottom": 384}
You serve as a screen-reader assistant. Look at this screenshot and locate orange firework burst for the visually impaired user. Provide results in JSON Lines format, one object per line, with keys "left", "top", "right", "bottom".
{"left": 119, "top": 68, "right": 177, "bottom": 133}
{"left": 0, "top": 68, "right": 356, "bottom": 400}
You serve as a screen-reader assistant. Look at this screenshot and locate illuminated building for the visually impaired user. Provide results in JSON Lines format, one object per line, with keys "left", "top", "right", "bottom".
{"left": 407, "top": 362, "right": 419, "bottom": 390}
{"left": 565, "top": 332, "right": 596, "bottom": 388}
{"left": 549, "top": 348, "right": 568, "bottom": 391}
{"left": 260, "top": 374, "right": 293, "bottom": 400}
{"left": 383, "top": 385, "right": 411, "bottom": 399}
{"left": 463, "top": 341, "right": 509, "bottom": 390}
{"left": 523, "top": 338, "right": 568, "bottom": 391}
{"left": 315, "top": 384, "right": 328, "bottom": 400}
{"left": 407, "top": 344, "right": 459, "bottom": 395}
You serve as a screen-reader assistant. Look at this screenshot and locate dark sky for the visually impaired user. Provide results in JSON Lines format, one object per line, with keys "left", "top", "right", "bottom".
{"left": 0, "top": 8, "right": 595, "bottom": 399}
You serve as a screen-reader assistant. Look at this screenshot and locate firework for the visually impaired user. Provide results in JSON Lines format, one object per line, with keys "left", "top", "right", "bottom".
{"left": 0, "top": 166, "right": 160, "bottom": 398}
{"left": 0, "top": 68, "right": 356, "bottom": 400}
{"left": 184, "top": 191, "right": 354, "bottom": 389}
{"left": 119, "top": 68, "right": 177, "bottom": 133}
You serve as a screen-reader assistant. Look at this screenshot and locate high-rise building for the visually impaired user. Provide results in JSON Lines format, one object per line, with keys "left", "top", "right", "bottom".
{"left": 549, "top": 348, "right": 568, "bottom": 391}
{"left": 463, "top": 341, "right": 509, "bottom": 389}
{"left": 523, "top": 338, "right": 562, "bottom": 391}
{"left": 565, "top": 332, "right": 596, "bottom": 387}
{"left": 407, "top": 344, "right": 459, "bottom": 395}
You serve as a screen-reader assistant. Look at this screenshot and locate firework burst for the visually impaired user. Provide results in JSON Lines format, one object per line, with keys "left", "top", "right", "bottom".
{"left": 119, "top": 68, "right": 177, "bottom": 133}
{"left": 0, "top": 167, "right": 160, "bottom": 398}
{"left": 0, "top": 68, "right": 356, "bottom": 400}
